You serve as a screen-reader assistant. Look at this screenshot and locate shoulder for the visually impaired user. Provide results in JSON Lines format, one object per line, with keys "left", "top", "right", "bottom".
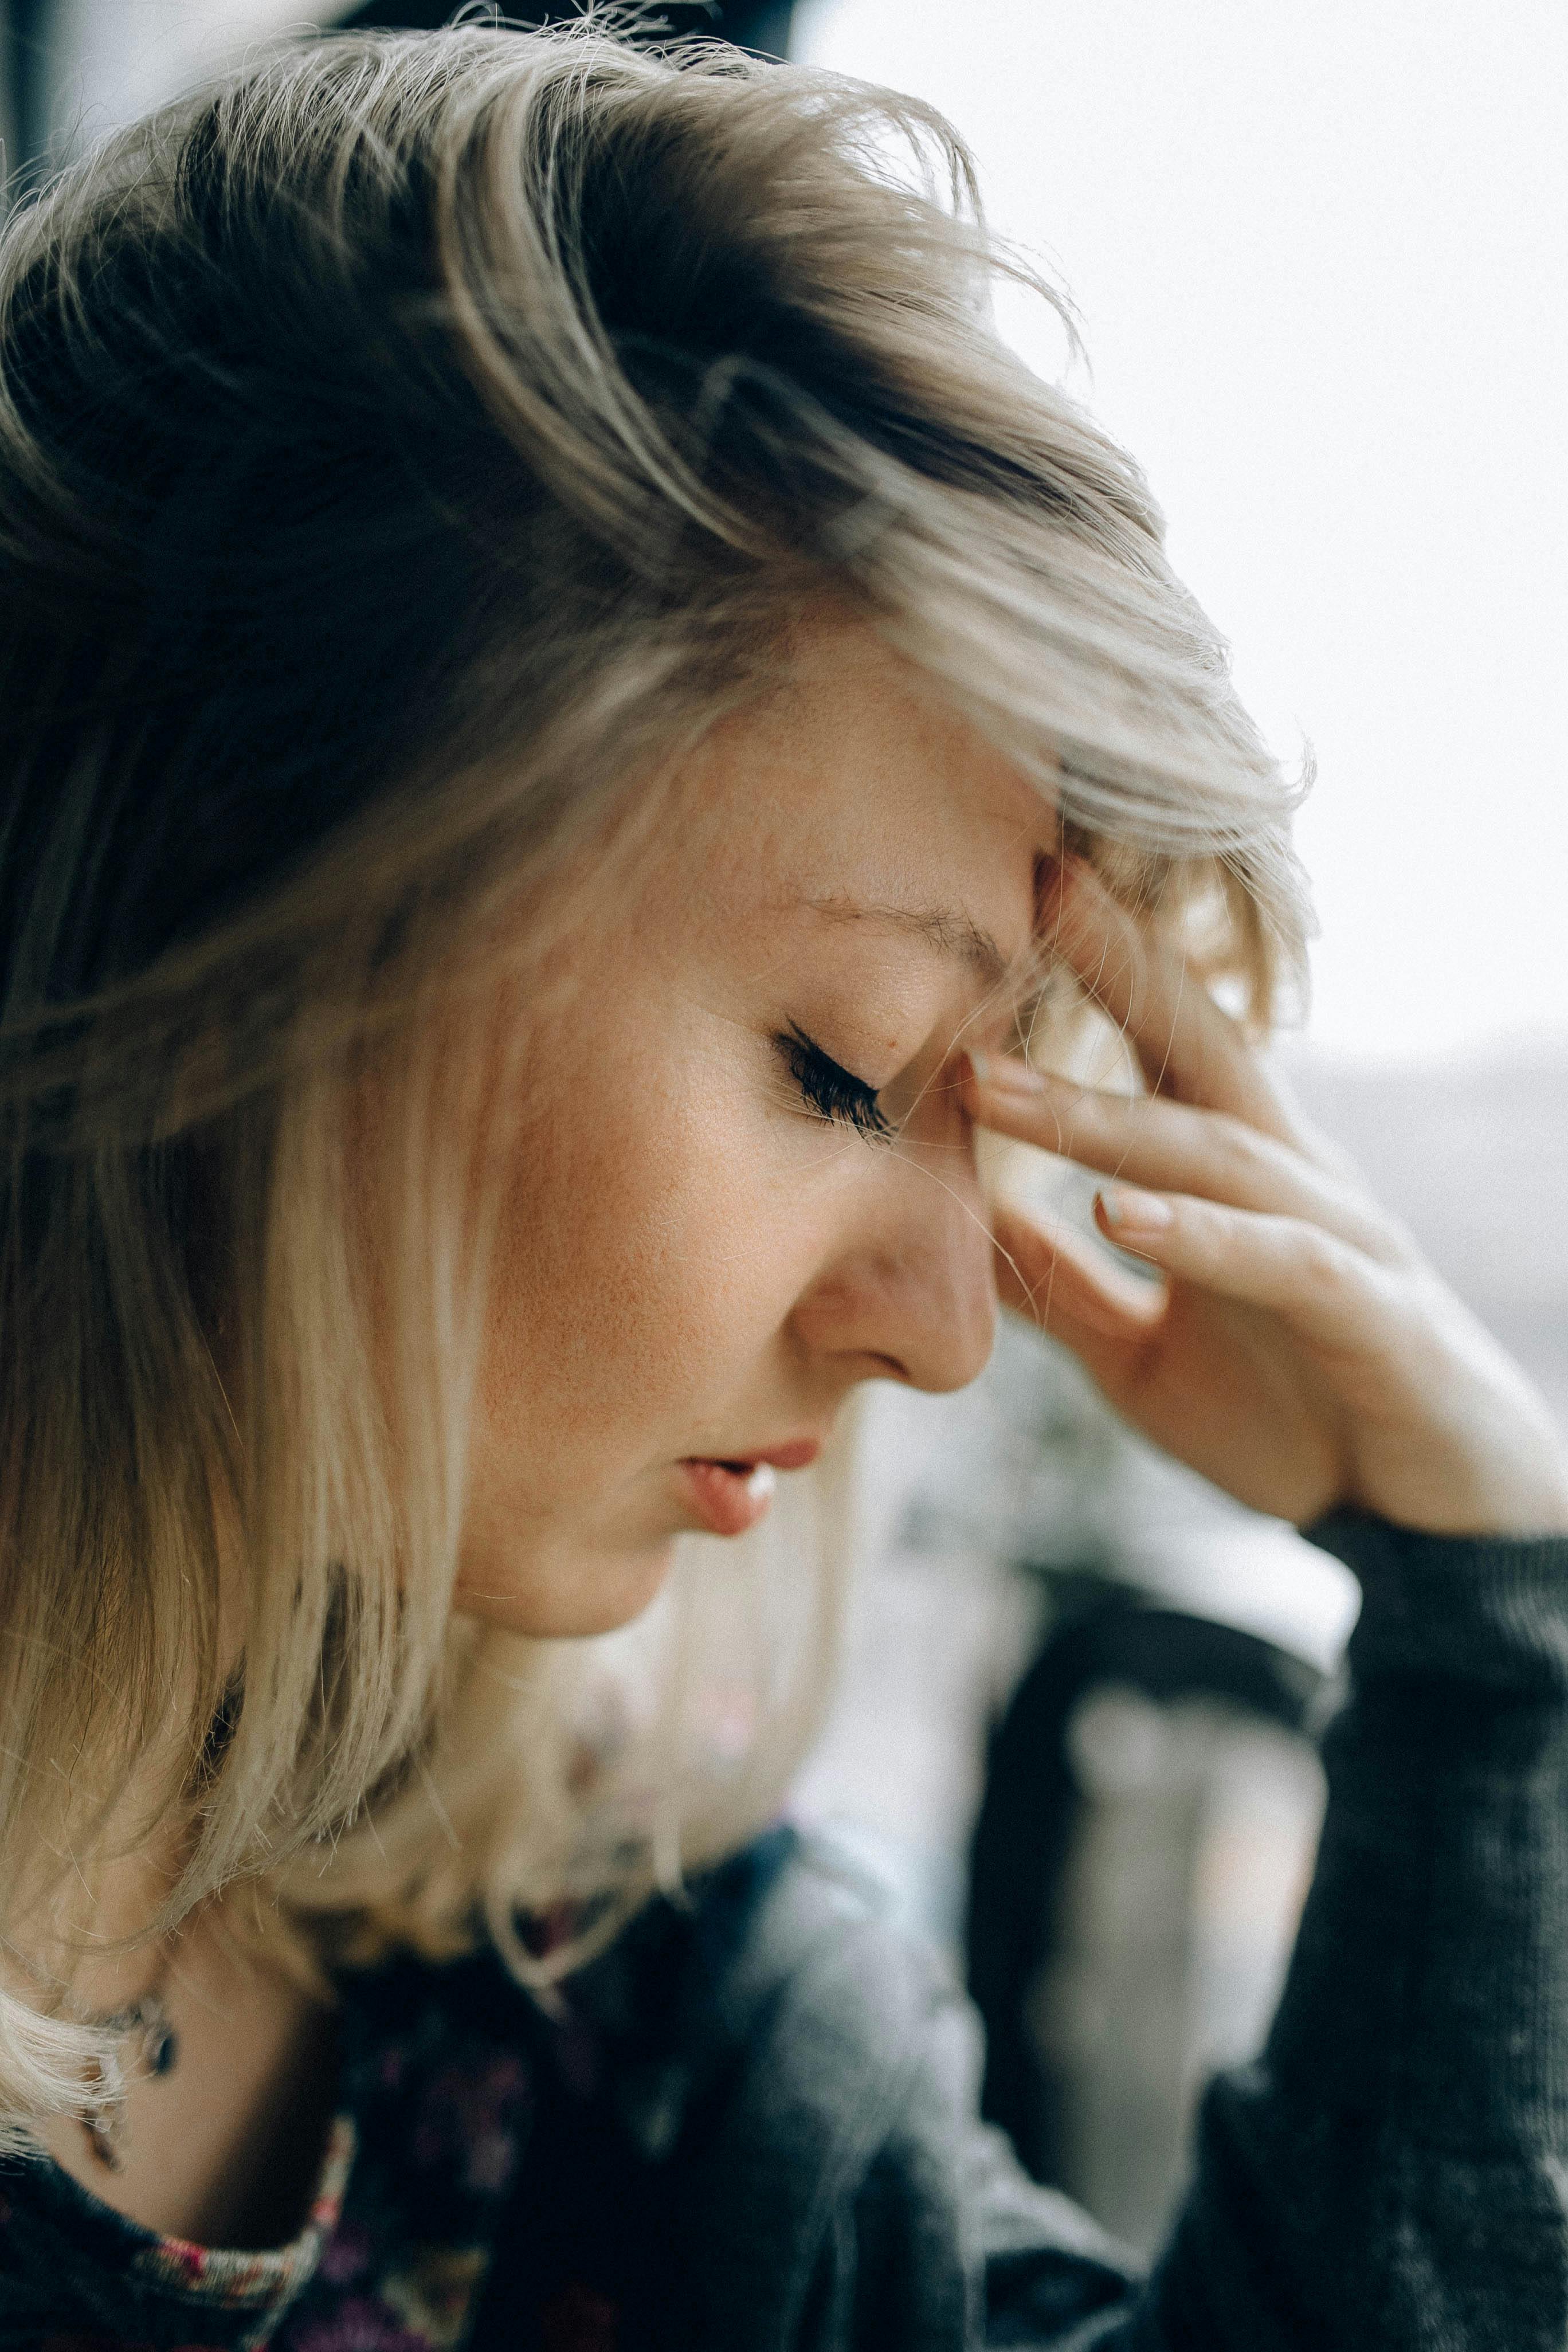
{"left": 582, "top": 1826, "right": 1138, "bottom": 2347}
{"left": 576, "top": 1822, "right": 968, "bottom": 2133}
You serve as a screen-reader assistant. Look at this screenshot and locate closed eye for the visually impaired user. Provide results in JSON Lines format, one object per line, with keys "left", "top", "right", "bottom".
{"left": 775, "top": 1024, "right": 892, "bottom": 1140}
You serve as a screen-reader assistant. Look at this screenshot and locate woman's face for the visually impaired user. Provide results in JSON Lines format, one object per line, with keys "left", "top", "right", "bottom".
{"left": 456, "top": 625, "right": 1050, "bottom": 1634}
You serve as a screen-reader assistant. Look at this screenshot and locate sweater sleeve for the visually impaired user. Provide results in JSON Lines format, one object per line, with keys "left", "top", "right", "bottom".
{"left": 649, "top": 1520, "right": 1568, "bottom": 2348}
{"left": 1098, "top": 1512, "right": 1568, "bottom": 2350}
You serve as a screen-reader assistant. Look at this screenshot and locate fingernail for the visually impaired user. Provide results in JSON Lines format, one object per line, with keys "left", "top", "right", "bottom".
{"left": 1099, "top": 1183, "right": 1172, "bottom": 1233}
{"left": 968, "top": 1052, "right": 1043, "bottom": 1095}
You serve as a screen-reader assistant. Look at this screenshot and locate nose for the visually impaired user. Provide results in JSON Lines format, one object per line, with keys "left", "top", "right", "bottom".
{"left": 788, "top": 1098, "right": 997, "bottom": 1395}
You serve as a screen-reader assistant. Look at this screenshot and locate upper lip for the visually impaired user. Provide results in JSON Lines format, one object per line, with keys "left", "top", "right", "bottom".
{"left": 684, "top": 1437, "right": 824, "bottom": 1473}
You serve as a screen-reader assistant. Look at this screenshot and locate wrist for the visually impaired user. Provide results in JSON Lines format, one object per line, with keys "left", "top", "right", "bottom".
{"left": 1353, "top": 1380, "right": 1568, "bottom": 1540}
{"left": 1413, "top": 1449, "right": 1568, "bottom": 1542}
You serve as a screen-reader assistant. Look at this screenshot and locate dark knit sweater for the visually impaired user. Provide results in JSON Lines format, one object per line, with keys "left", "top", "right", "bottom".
{"left": 1, "top": 1510, "right": 1564, "bottom": 2349}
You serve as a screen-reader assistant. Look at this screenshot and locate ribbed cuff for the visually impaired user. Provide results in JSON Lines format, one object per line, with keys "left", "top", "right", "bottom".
{"left": 1304, "top": 1509, "right": 1568, "bottom": 1699}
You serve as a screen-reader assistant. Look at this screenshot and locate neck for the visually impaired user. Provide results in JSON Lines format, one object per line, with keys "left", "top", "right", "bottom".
{"left": 38, "top": 1893, "right": 339, "bottom": 2248}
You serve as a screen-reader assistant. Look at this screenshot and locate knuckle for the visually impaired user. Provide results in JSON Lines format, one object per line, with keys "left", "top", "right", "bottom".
{"left": 1304, "top": 1126, "right": 1363, "bottom": 1183}
{"left": 1064, "top": 1085, "right": 1130, "bottom": 1161}
{"left": 1176, "top": 1193, "right": 1231, "bottom": 1263}
{"left": 1184, "top": 1108, "right": 1302, "bottom": 1209}
{"left": 1373, "top": 1209, "right": 1423, "bottom": 1267}
{"left": 1288, "top": 1222, "right": 1359, "bottom": 1302}
{"left": 1209, "top": 1112, "right": 1271, "bottom": 1183}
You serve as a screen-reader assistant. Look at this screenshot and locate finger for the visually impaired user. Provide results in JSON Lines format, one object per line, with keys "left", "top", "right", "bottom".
{"left": 1038, "top": 857, "right": 1301, "bottom": 1145}
{"left": 991, "top": 1199, "right": 1169, "bottom": 1340}
{"left": 1092, "top": 1181, "right": 1388, "bottom": 1352}
{"left": 968, "top": 1056, "right": 1406, "bottom": 1264}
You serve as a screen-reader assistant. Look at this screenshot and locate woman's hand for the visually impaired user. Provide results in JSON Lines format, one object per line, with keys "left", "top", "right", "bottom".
{"left": 966, "top": 861, "right": 1568, "bottom": 1537}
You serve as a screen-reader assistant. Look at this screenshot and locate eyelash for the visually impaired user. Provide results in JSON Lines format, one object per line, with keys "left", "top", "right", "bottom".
{"left": 776, "top": 1023, "right": 893, "bottom": 1140}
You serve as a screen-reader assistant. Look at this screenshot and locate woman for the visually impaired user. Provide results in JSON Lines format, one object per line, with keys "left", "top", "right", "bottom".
{"left": 0, "top": 21, "right": 1563, "bottom": 2349}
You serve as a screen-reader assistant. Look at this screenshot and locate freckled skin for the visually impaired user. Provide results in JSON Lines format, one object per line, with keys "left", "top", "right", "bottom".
{"left": 454, "top": 629, "right": 1050, "bottom": 1634}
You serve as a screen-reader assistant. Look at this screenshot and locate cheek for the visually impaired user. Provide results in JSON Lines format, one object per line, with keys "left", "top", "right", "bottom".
{"left": 478, "top": 1063, "right": 809, "bottom": 1462}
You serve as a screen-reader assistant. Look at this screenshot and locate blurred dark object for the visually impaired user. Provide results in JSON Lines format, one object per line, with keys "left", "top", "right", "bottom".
{"left": 0, "top": 2, "right": 795, "bottom": 196}
{"left": 967, "top": 1582, "right": 1327, "bottom": 2252}
{"left": 3, "top": 0, "right": 52, "bottom": 182}
{"left": 336, "top": 1, "right": 794, "bottom": 58}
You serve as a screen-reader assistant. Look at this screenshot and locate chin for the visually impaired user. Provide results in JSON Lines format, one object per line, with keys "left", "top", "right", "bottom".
{"left": 451, "top": 1532, "right": 679, "bottom": 1638}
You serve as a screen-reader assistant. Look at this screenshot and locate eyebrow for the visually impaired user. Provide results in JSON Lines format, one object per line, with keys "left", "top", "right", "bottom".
{"left": 795, "top": 892, "right": 1012, "bottom": 990}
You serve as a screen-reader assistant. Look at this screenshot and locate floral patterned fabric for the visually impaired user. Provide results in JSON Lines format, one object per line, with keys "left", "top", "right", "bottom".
{"left": 0, "top": 1832, "right": 794, "bottom": 2352}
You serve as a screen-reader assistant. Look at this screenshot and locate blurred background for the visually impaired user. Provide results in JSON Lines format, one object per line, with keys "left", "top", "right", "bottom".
{"left": 5, "top": 0, "right": 1564, "bottom": 2262}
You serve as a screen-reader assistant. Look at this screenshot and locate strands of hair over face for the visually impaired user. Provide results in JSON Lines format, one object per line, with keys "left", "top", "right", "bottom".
{"left": 0, "top": 17, "right": 1309, "bottom": 2140}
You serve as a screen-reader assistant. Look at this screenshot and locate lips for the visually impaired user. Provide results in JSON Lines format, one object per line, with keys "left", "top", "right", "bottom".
{"left": 679, "top": 1459, "right": 778, "bottom": 1536}
{"left": 676, "top": 1438, "right": 822, "bottom": 1538}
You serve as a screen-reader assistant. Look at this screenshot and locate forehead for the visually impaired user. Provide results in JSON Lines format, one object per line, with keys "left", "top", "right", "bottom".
{"left": 679, "top": 622, "right": 1053, "bottom": 952}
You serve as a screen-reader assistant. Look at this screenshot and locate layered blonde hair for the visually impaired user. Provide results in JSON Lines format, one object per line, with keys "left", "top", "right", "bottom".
{"left": 0, "top": 18, "right": 1308, "bottom": 2142}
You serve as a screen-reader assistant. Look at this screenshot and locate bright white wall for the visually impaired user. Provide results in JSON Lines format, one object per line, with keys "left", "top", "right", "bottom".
{"left": 793, "top": 0, "right": 1568, "bottom": 1064}
{"left": 43, "top": 1, "right": 324, "bottom": 151}
{"left": 41, "top": 2, "right": 1568, "bottom": 1060}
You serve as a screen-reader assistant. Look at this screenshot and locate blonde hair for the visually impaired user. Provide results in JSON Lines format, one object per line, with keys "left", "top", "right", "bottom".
{"left": 0, "top": 18, "right": 1308, "bottom": 2142}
